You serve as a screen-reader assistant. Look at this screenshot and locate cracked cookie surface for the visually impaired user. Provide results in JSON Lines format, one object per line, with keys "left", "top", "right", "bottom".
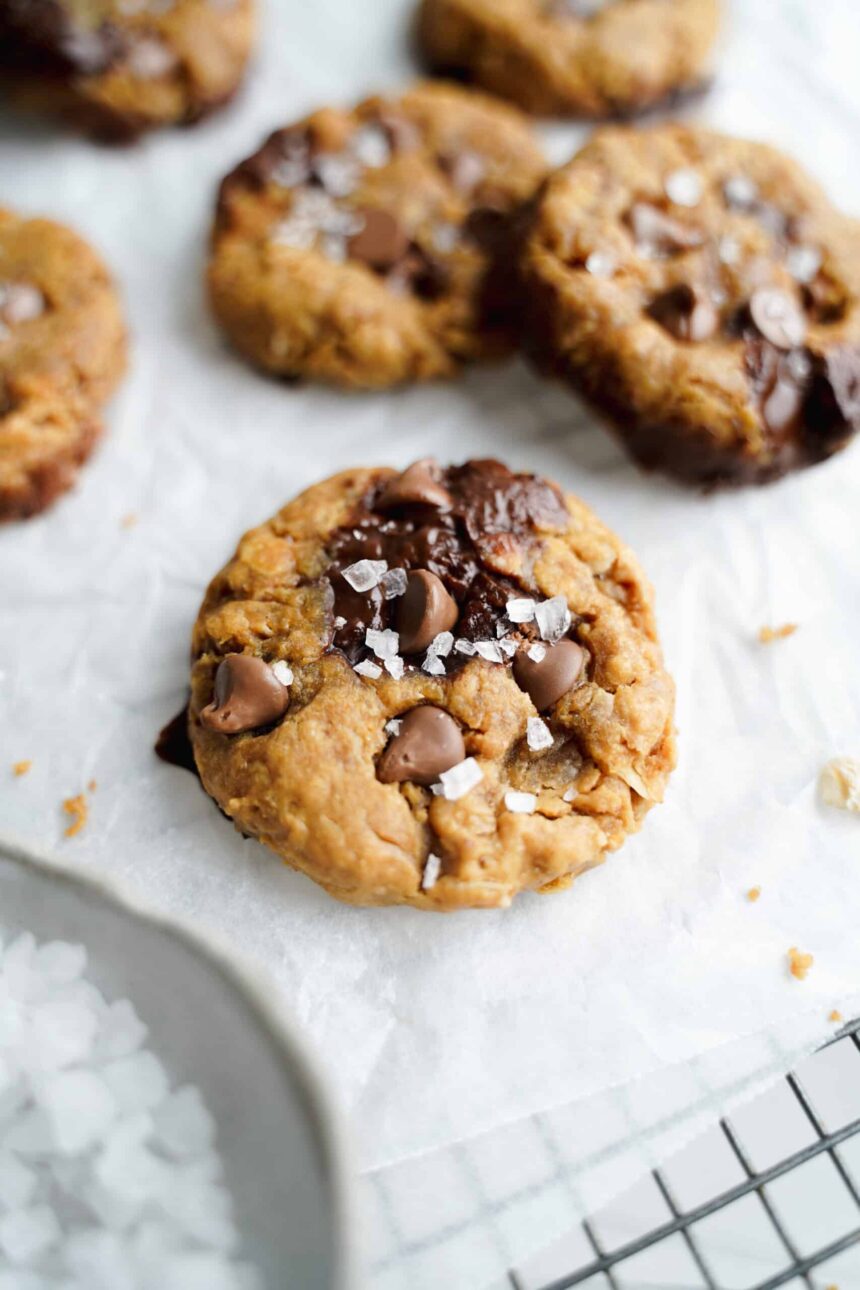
{"left": 0, "top": 0, "right": 255, "bottom": 138}
{"left": 518, "top": 125, "right": 860, "bottom": 487}
{"left": 189, "top": 458, "right": 676, "bottom": 910}
{"left": 0, "top": 208, "right": 126, "bottom": 521}
{"left": 417, "top": 0, "right": 720, "bottom": 118}
{"left": 207, "top": 82, "right": 546, "bottom": 388}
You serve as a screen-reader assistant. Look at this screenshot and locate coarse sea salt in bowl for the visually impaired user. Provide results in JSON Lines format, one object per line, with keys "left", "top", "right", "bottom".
{"left": 0, "top": 839, "right": 356, "bottom": 1290}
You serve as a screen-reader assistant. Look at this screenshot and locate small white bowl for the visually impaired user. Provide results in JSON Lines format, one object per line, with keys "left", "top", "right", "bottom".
{"left": 0, "top": 838, "right": 358, "bottom": 1290}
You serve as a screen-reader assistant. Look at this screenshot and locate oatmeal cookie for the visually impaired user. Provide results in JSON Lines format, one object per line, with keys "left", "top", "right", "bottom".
{"left": 518, "top": 125, "right": 860, "bottom": 487}
{"left": 207, "top": 82, "right": 546, "bottom": 388}
{"left": 0, "top": 208, "right": 126, "bottom": 521}
{"left": 189, "top": 458, "right": 676, "bottom": 910}
{"left": 0, "top": 0, "right": 255, "bottom": 139}
{"left": 417, "top": 0, "right": 720, "bottom": 118}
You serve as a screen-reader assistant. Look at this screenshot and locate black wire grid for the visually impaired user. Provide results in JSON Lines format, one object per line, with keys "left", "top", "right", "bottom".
{"left": 520, "top": 1017, "right": 860, "bottom": 1290}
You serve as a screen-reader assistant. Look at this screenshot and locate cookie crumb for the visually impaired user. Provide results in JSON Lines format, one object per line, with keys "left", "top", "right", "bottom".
{"left": 758, "top": 623, "right": 798, "bottom": 644}
{"left": 829, "top": 1010, "right": 843, "bottom": 1024}
{"left": 120, "top": 512, "right": 139, "bottom": 529}
{"left": 788, "top": 947, "right": 814, "bottom": 981}
{"left": 820, "top": 757, "right": 860, "bottom": 814}
{"left": 746, "top": 886, "right": 762, "bottom": 902}
{"left": 87, "top": 778, "right": 97, "bottom": 792}
{"left": 12, "top": 760, "right": 32, "bottom": 777}
{"left": 62, "top": 793, "right": 89, "bottom": 839}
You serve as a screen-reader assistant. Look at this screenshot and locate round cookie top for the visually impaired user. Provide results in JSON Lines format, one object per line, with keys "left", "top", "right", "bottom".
{"left": 417, "top": 0, "right": 720, "bottom": 118}
{"left": 0, "top": 207, "right": 126, "bottom": 521}
{"left": 0, "top": 0, "right": 255, "bottom": 138}
{"left": 207, "top": 82, "right": 546, "bottom": 388}
{"left": 519, "top": 125, "right": 860, "bottom": 487}
{"left": 189, "top": 458, "right": 676, "bottom": 910}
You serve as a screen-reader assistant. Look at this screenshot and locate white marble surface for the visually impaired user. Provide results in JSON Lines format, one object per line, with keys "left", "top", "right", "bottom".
{"left": 0, "top": 1, "right": 859, "bottom": 1285}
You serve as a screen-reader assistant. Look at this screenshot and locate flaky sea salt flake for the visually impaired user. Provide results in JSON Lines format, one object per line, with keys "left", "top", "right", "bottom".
{"left": 314, "top": 153, "right": 360, "bottom": 197}
{"left": 718, "top": 235, "right": 741, "bottom": 266}
{"left": 0, "top": 1205, "right": 60, "bottom": 1265}
{"left": 665, "top": 167, "right": 703, "bottom": 207}
{"left": 786, "top": 244, "right": 822, "bottom": 284}
{"left": 535, "top": 595, "right": 571, "bottom": 643}
{"left": 723, "top": 174, "right": 758, "bottom": 209}
{"left": 454, "top": 639, "right": 477, "bottom": 656}
{"left": 427, "top": 631, "right": 454, "bottom": 658}
{"left": 438, "top": 758, "right": 483, "bottom": 802}
{"left": 354, "top": 660, "right": 382, "bottom": 680}
{"left": 271, "top": 660, "right": 293, "bottom": 687}
{"left": 527, "top": 642, "right": 548, "bottom": 663}
{"left": 380, "top": 567, "right": 408, "bottom": 600}
{"left": 527, "top": 717, "right": 554, "bottom": 752}
{"left": 421, "top": 854, "right": 442, "bottom": 890}
{"left": 475, "top": 641, "right": 504, "bottom": 663}
{"left": 384, "top": 656, "right": 405, "bottom": 680}
{"left": 506, "top": 597, "right": 536, "bottom": 623}
{"left": 349, "top": 124, "right": 391, "bottom": 169}
{"left": 505, "top": 791, "right": 537, "bottom": 814}
{"left": 366, "top": 628, "right": 400, "bottom": 660}
{"left": 342, "top": 559, "right": 388, "bottom": 592}
{"left": 585, "top": 250, "right": 617, "bottom": 278}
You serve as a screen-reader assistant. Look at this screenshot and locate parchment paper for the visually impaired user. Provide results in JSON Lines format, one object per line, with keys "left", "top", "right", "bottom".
{"left": 1, "top": 0, "right": 858, "bottom": 1175}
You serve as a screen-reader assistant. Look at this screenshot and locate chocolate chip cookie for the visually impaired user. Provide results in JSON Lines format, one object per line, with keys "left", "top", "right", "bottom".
{"left": 518, "top": 126, "right": 860, "bottom": 487}
{"left": 0, "top": 208, "right": 126, "bottom": 521}
{"left": 417, "top": 0, "right": 720, "bottom": 118}
{"left": 189, "top": 458, "right": 676, "bottom": 910}
{"left": 207, "top": 83, "right": 546, "bottom": 388}
{"left": 0, "top": 0, "right": 255, "bottom": 139}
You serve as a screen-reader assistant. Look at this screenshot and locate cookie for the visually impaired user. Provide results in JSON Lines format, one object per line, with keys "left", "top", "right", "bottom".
{"left": 416, "top": 0, "right": 720, "bottom": 119}
{"left": 0, "top": 208, "right": 126, "bottom": 521}
{"left": 189, "top": 458, "right": 676, "bottom": 910}
{"left": 207, "top": 82, "right": 546, "bottom": 388}
{"left": 0, "top": 0, "right": 255, "bottom": 139}
{"left": 518, "top": 126, "right": 860, "bottom": 487}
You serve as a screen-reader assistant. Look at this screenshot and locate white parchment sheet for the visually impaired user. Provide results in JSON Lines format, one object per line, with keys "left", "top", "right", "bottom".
{"left": 0, "top": 0, "right": 858, "bottom": 1231}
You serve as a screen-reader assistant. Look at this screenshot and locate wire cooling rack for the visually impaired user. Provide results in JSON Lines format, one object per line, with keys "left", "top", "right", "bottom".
{"left": 516, "top": 1018, "right": 860, "bottom": 1290}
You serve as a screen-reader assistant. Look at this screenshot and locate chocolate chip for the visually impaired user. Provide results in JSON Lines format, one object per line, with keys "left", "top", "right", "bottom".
{"left": 628, "top": 203, "right": 704, "bottom": 258}
{"left": 329, "top": 459, "right": 568, "bottom": 671}
{"left": 806, "top": 344, "right": 860, "bottom": 438}
{"left": 746, "top": 340, "right": 812, "bottom": 437}
{"left": 386, "top": 247, "right": 449, "bottom": 301}
{"left": 347, "top": 209, "right": 409, "bottom": 272}
{"left": 377, "top": 459, "right": 453, "bottom": 512}
{"left": 464, "top": 207, "right": 510, "bottom": 253}
{"left": 199, "top": 655, "right": 290, "bottom": 735}
{"left": 749, "top": 287, "right": 807, "bottom": 351}
{"left": 396, "top": 570, "right": 459, "bottom": 654}
{"left": 440, "top": 150, "right": 486, "bottom": 194}
{"left": 406, "top": 249, "right": 450, "bottom": 301}
{"left": 763, "top": 364, "right": 807, "bottom": 434}
{"left": 234, "top": 127, "right": 313, "bottom": 190}
{"left": 648, "top": 284, "right": 719, "bottom": 343}
{"left": 377, "top": 706, "right": 466, "bottom": 786}
{"left": 513, "top": 640, "right": 586, "bottom": 711}
{"left": 824, "top": 346, "right": 860, "bottom": 425}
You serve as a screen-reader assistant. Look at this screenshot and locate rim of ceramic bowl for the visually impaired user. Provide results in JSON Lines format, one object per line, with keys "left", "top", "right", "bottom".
{"left": 0, "top": 832, "right": 360, "bottom": 1290}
